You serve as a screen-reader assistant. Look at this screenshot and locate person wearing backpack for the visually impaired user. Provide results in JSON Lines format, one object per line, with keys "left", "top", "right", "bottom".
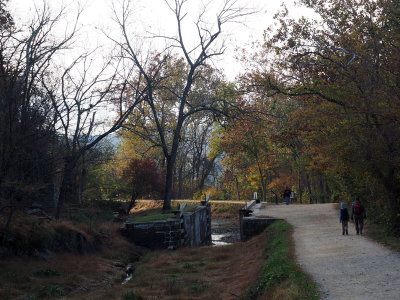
{"left": 339, "top": 202, "right": 349, "bottom": 235}
{"left": 351, "top": 197, "right": 366, "bottom": 235}
{"left": 283, "top": 187, "right": 291, "bottom": 205}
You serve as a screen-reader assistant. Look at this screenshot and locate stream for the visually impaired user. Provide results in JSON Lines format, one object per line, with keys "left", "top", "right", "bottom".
{"left": 211, "top": 218, "right": 240, "bottom": 246}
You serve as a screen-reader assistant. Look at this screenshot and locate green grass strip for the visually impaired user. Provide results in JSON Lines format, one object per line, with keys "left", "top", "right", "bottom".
{"left": 242, "top": 221, "right": 321, "bottom": 300}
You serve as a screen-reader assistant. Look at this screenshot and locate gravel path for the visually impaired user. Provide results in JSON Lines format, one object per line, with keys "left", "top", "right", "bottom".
{"left": 254, "top": 203, "right": 400, "bottom": 300}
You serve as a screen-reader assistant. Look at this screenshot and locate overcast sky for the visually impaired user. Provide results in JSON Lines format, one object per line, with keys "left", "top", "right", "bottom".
{"left": 9, "top": 0, "right": 314, "bottom": 79}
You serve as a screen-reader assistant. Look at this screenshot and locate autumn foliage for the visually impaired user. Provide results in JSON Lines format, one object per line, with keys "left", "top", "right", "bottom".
{"left": 234, "top": 0, "right": 400, "bottom": 233}
{"left": 122, "top": 158, "right": 164, "bottom": 207}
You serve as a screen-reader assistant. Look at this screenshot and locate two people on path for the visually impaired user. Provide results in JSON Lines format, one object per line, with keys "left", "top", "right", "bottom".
{"left": 340, "top": 197, "right": 367, "bottom": 235}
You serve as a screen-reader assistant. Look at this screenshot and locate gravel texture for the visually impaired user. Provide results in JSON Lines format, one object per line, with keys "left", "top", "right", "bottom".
{"left": 254, "top": 203, "right": 400, "bottom": 300}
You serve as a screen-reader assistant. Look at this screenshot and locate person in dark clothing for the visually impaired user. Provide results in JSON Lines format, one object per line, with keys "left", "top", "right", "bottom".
{"left": 351, "top": 197, "right": 367, "bottom": 235}
{"left": 339, "top": 202, "right": 349, "bottom": 235}
{"left": 283, "top": 187, "right": 291, "bottom": 205}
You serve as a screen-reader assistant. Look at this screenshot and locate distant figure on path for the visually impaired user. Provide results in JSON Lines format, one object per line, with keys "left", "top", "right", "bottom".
{"left": 339, "top": 202, "right": 349, "bottom": 235}
{"left": 351, "top": 197, "right": 366, "bottom": 235}
{"left": 283, "top": 187, "right": 291, "bottom": 205}
{"left": 271, "top": 190, "right": 278, "bottom": 204}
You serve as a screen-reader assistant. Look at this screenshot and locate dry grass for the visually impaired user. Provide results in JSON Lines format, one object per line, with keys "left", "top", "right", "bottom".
{"left": 210, "top": 202, "right": 243, "bottom": 219}
{"left": 0, "top": 252, "right": 123, "bottom": 299}
{"left": 0, "top": 221, "right": 140, "bottom": 300}
{"left": 106, "top": 232, "right": 268, "bottom": 300}
{"left": 129, "top": 200, "right": 164, "bottom": 214}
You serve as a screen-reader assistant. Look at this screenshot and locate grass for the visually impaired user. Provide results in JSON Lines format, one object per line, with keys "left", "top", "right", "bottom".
{"left": 123, "top": 290, "right": 145, "bottom": 300}
{"left": 132, "top": 209, "right": 176, "bottom": 222}
{"left": 242, "top": 221, "right": 321, "bottom": 300}
{"left": 131, "top": 203, "right": 197, "bottom": 223}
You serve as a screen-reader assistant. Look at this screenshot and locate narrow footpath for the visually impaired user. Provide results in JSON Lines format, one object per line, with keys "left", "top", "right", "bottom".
{"left": 254, "top": 203, "right": 400, "bottom": 300}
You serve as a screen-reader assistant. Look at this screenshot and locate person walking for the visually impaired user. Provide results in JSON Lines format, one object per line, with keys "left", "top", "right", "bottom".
{"left": 339, "top": 202, "right": 349, "bottom": 235}
{"left": 283, "top": 187, "right": 291, "bottom": 205}
{"left": 351, "top": 197, "right": 366, "bottom": 235}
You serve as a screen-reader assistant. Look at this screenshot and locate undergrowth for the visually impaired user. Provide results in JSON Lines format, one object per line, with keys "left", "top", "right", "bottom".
{"left": 366, "top": 223, "right": 400, "bottom": 252}
{"left": 242, "top": 221, "right": 321, "bottom": 300}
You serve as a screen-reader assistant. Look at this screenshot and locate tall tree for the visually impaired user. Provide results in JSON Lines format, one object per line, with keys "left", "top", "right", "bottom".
{"left": 113, "top": 0, "right": 252, "bottom": 210}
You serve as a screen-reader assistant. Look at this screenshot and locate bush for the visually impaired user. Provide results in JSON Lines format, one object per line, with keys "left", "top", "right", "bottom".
{"left": 194, "top": 187, "right": 230, "bottom": 201}
{"left": 124, "top": 290, "right": 144, "bottom": 300}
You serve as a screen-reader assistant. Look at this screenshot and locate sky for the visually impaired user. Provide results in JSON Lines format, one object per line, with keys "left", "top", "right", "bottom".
{"left": 9, "top": 0, "right": 315, "bottom": 80}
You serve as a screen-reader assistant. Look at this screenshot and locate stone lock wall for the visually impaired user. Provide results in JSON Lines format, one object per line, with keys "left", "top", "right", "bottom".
{"left": 122, "top": 218, "right": 183, "bottom": 249}
{"left": 121, "top": 202, "right": 211, "bottom": 250}
{"left": 240, "top": 216, "right": 276, "bottom": 241}
{"left": 182, "top": 203, "right": 211, "bottom": 247}
{"left": 239, "top": 200, "right": 277, "bottom": 241}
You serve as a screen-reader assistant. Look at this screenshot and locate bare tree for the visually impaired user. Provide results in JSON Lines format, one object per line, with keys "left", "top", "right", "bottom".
{"left": 0, "top": 2, "right": 79, "bottom": 185}
{"left": 113, "top": 0, "right": 253, "bottom": 210}
{"left": 43, "top": 49, "right": 146, "bottom": 219}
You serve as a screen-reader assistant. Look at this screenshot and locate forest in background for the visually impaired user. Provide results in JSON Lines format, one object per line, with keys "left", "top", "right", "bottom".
{"left": 1, "top": 0, "right": 399, "bottom": 236}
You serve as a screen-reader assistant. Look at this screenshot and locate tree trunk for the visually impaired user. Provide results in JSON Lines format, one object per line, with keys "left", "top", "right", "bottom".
{"left": 305, "top": 172, "right": 313, "bottom": 204}
{"left": 298, "top": 168, "right": 302, "bottom": 204}
{"left": 163, "top": 158, "right": 174, "bottom": 210}
{"left": 198, "top": 156, "right": 216, "bottom": 191}
{"left": 129, "top": 192, "right": 137, "bottom": 213}
{"left": 319, "top": 176, "right": 325, "bottom": 203}
{"left": 259, "top": 171, "right": 267, "bottom": 202}
{"left": 162, "top": 118, "right": 183, "bottom": 211}
{"left": 235, "top": 175, "right": 240, "bottom": 201}
{"left": 55, "top": 156, "right": 75, "bottom": 219}
{"left": 4, "top": 194, "right": 14, "bottom": 232}
{"left": 177, "top": 162, "right": 183, "bottom": 199}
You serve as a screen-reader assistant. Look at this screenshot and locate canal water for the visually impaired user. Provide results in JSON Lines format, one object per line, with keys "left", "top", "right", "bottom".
{"left": 211, "top": 218, "right": 240, "bottom": 246}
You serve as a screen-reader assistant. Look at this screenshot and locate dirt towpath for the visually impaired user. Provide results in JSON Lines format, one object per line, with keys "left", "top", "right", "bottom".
{"left": 254, "top": 203, "right": 400, "bottom": 300}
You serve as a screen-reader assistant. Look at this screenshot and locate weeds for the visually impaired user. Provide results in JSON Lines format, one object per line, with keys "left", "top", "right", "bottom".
{"left": 33, "top": 268, "right": 59, "bottom": 277}
{"left": 190, "top": 281, "right": 208, "bottom": 294}
{"left": 166, "top": 276, "right": 183, "bottom": 295}
{"left": 366, "top": 223, "right": 400, "bottom": 251}
{"left": 40, "top": 284, "right": 65, "bottom": 297}
{"left": 124, "top": 290, "right": 144, "bottom": 300}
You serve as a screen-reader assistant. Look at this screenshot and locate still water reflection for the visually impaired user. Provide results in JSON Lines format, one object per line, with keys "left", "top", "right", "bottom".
{"left": 211, "top": 218, "right": 240, "bottom": 246}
